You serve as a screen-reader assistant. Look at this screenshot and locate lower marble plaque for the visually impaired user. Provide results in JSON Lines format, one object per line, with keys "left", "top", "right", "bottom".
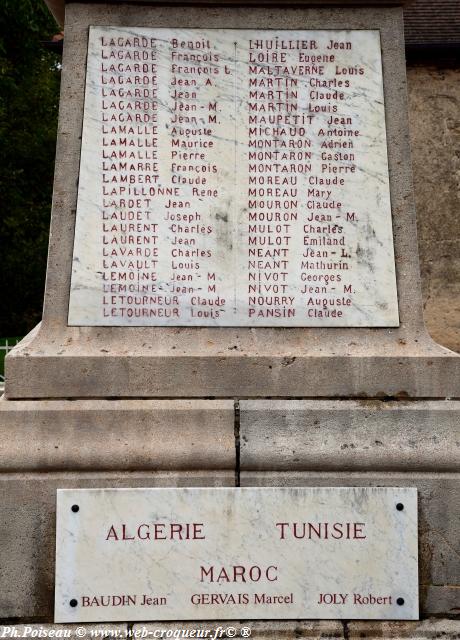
{"left": 55, "top": 487, "right": 418, "bottom": 622}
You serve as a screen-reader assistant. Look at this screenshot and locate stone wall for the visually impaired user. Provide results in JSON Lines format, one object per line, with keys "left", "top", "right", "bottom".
{"left": 408, "top": 65, "right": 460, "bottom": 353}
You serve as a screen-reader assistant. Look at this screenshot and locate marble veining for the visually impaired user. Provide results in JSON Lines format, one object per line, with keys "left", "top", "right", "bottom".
{"left": 55, "top": 487, "right": 418, "bottom": 622}
{"left": 68, "top": 28, "right": 399, "bottom": 327}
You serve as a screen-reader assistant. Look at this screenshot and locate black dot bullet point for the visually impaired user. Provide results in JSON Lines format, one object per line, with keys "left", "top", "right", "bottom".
{"left": 71, "top": 505, "right": 79, "bottom": 513}
{"left": 70, "top": 599, "right": 78, "bottom": 608}
{"left": 396, "top": 503, "right": 404, "bottom": 511}
{"left": 397, "top": 597, "right": 405, "bottom": 606}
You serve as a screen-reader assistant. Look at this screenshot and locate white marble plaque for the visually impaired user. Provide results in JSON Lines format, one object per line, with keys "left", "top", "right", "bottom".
{"left": 55, "top": 487, "right": 418, "bottom": 622}
{"left": 68, "top": 27, "right": 399, "bottom": 327}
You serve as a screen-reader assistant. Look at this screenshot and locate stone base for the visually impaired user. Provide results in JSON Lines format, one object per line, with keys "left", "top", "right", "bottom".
{"left": 239, "top": 400, "right": 460, "bottom": 619}
{"left": 0, "top": 620, "right": 459, "bottom": 639}
{"left": 0, "top": 397, "right": 235, "bottom": 620}
{"left": 0, "top": 397, "right": 459, "bottom": 621}
{"left": 5, "top": 323, "right": 460, "bottom": 399}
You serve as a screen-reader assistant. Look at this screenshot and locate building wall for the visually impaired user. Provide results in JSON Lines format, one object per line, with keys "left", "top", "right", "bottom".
{"left": 408, "top": 65, "right": 460, "bottom": 353}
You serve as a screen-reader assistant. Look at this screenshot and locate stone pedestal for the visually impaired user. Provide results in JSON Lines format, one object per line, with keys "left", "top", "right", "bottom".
{"left": 0, "top": 398, "right": 235, "bottom": 619}
{"left": 240, "top": 400, "right": 460, "bottom": 617}
{"left": 5, "top": 2, "right": 460, "bottom": 400}
{"left": 0, "top": 0, "right": 459, "bottom": 634}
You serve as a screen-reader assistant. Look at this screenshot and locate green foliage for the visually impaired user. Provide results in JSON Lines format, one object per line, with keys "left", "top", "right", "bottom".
{"left": 0, "top": 0, "right": 60, "bottom": 335}
{"left": 0, "top": 336, "right": 21, "bottom": 381}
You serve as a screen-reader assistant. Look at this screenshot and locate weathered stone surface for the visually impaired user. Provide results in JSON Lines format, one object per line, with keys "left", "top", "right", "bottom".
{"left": 347, "top": 618, "right": 460, "bottom": 639}
{"left": 0, "top": 626, "right": 128, "bottom": 639}
{"left": 423, "top": 586, "right": 460, "bottom": 618}
{"left": 2, "top": 619, "right": 460, "bottom": 639}
{"left": 7, "top": 333, "right": 460, "bottom": 398}
{"left": 0, "top": 472, "right": 233, "bottom": 620}
{"left": 0, "top": 397, "right": 235, "bottom": 471}
{"left": 45, "top": 0, "right": 414, "bottom": 30}
{"left": 0, "top": 398, "right": 234, "bottom": 619}
{"left": 408, "top": 66, "right": 460, "bottom": 355}
{"left": 7, "top": 3, "right": 459, "bottom": 399}
{"left": 240, "top": 400, "right": 460, "bottom": 471}
{"left": 132, "top": 620, "right": 345, "bottom": 639}
{"left": 239, "top": 399, "right": 460, "bottom": 618}
{"left": 0, "top": 621, "right": 345, "bottom": 639}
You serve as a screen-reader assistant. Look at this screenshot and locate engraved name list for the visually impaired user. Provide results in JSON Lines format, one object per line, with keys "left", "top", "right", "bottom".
{"left": 68, "top": 28, "right": 399, "bottom": 327}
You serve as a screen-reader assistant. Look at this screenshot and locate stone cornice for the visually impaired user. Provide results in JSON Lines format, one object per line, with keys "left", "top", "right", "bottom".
{"left": 45, "top": 0, "right": 412, "bottom": 28}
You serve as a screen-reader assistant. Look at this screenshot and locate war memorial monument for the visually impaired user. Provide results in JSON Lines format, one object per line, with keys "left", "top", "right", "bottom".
{"left": 0, "top": 0, "right": 459, "bottom": 636}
